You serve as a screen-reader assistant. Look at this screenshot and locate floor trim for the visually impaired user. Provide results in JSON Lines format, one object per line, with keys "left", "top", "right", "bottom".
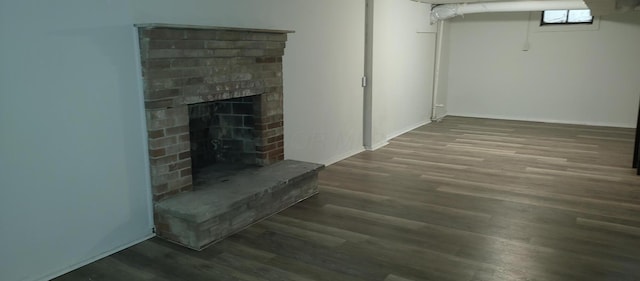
{"left": 447, "top": 113, "right": 634, "bottom": 128}
{"left": 386, "top": 119, "right": 432, "bottom": 141}
{"left": 38, "top": 234, "right": 155, "bottom": 281}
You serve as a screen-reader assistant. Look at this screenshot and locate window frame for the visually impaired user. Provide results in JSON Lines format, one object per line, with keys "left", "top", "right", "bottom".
{"left": 530, "top": 10, "right": 600, "bottom": 32}
{"left": 540, "top": 9, "right": 594, "bottom": 26}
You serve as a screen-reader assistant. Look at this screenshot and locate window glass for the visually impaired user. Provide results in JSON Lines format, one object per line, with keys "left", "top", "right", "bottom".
{"left": 568, "top": 9, "right": 593, "bottom": 23}
{"left": 543, "top": 10, "right": 569, "bottom": 23}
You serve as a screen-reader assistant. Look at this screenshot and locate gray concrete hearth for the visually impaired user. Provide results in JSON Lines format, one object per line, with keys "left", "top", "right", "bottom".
{"left": 154, "top": 160, "right": 323, "bottom": 250}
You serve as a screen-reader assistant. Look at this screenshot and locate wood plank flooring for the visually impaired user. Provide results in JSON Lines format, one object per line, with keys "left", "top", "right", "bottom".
{"left": 54, "top": 116, "right": 640, "bottom": 281}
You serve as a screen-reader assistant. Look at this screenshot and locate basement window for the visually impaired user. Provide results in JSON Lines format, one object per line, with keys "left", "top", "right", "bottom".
{"left": 541, "top": 9, "right": 594, "bottom": 25}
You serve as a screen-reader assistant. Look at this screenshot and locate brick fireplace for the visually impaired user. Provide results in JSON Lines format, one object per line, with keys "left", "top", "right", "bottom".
{"left": 137, "top": 24, "right": 288, "bottom": 201}
{"left": 136, "top": 24, "right": 322, "bottom": 250}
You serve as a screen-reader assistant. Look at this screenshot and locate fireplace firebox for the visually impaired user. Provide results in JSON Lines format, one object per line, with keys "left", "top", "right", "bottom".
{"left": 188, "top": 96, "right": 259, "bottom": 183}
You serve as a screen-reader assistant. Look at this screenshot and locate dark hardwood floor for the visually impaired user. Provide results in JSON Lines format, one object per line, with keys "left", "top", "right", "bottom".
{"left": 55, "top": 116, "right": 640, "bottom": 281}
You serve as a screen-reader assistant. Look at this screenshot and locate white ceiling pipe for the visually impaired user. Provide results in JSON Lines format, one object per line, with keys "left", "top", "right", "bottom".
{"left": 431, "top": 1, "right": 589, "bottom": 22}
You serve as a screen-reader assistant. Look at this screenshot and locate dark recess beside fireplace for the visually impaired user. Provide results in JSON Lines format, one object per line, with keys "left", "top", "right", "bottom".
{"left": 136, "top": 24, "right": 322, "bottom": 250}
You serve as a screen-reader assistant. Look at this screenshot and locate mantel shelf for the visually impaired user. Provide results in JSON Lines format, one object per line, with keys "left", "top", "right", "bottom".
{"left": 135, "top": 23, "right": 295, "bottom": 34}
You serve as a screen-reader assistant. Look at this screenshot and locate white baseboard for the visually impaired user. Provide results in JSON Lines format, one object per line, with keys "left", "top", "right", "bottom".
{"left": 363, "top": 119, "right": 432, "bottom": 152}
{"left": 317, "top": 119, "right": 437, "bottom": 165}
{"left": 35, "top": 233, "right": 155, "bottom": 281}
{"left": 322, "top": 147, "right": 366, "bottom": 166}
{"left": 365, "top": 141, "right": 389, "bottom": 151}
{"left": 447, "top": 113, "right": 634, "bottom": 128}
{"left": 386, "top": 119, "right": 432, "bottom": 140}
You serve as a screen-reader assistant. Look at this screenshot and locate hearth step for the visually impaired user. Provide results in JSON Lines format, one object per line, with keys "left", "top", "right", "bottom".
{"left": 154, "top": 160, "right": 324, "bottom": 250}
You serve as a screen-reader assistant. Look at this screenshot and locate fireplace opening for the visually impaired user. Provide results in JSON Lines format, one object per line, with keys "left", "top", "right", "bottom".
{"left": 188, "top": 96, "right": 259, "bottom": 186}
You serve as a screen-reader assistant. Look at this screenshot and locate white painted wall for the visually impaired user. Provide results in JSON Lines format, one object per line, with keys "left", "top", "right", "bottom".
{"left": 371, "top": 0, "right": 436, "bottom": 148}
{"left": 1, "top": 0, "right": 367, "bottom": 280}
{"left": 2, "top": 0, "right": 443, "bottom": 279}
{"left": 130, "top": 0, "right": 366, "bottom": 165}
{"left": 445, "top": 11, "right": 640, "bottom": 127}
{"left": 0, "top": 1, "right": 153, "bottom": 281}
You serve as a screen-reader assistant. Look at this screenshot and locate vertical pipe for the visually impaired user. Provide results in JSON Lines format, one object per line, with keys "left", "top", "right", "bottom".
{"left": 633, "top": 98, "right": 640, "bottom": 172}
{"left": 363, "top": 0, "right": 374, "bottom": 149}
{"left": 431, "top": 19, "right": 444, "bottom": 121}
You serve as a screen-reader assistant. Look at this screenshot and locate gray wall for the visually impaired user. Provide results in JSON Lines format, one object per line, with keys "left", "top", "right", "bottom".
{"left": 445, "top": 11, "right": 640, "bottom": 127}
{"left": 0, "top": 0, "right": 365, "bottom": 280}
{"left": 0, "top": 1, "right": 153, "bottom": 281}
{"left": 370, "top": 0, "right": 436, "bottom": 148}
{"left": 1, "top": 0, "right": 444, "bottom": 280}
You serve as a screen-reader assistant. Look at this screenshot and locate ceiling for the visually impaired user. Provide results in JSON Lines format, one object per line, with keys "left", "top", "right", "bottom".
{"left": 413, "top": 0, "right": 633, "bottom": 16}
